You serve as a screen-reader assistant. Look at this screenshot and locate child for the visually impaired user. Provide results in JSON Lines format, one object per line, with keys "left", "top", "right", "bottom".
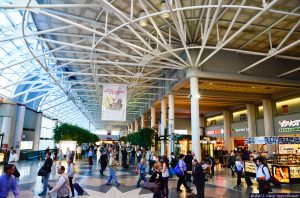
{"left": 149, "top": 163, "right": 162, "bottom": 198}
{"left": 136, "top": 159, "right": 147, "bottom": 188}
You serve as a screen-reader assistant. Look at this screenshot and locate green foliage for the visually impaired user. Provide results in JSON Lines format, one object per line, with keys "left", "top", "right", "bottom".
{"left": 127, "top": 128, "right": 155, "bottom": 149}
{"left": 53, "top": 123, "right": 98, "bottom": 144}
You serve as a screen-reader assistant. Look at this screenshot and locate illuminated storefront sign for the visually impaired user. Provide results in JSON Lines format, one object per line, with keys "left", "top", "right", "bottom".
{"left": 206, "top": 129, "right": 224, "bottom": 135}
{"left": 279, "top": 119, "right": 300, "bottom": 132}
{"left": 232, "top": 128, "right": 248, "bottom": 133}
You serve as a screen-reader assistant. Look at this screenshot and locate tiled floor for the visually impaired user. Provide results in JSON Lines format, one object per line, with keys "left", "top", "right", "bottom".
{"left": 1, "top": 159, "right": 299, "bottom": 198}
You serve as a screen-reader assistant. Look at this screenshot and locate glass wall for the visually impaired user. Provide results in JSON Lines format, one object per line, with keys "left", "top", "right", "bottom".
{"left": 39, "top": 116, "right": 56, "bottom": 150}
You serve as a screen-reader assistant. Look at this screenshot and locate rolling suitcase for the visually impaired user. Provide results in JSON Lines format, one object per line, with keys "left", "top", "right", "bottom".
{"left": 73, "top": 183, "right": 84, "bottom": 195}
{"left": 245, "top": 175, "right": 253, "bottom": 187}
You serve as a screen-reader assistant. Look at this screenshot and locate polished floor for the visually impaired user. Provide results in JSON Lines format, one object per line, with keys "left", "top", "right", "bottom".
{"left": 1, "top": 158, "right": 299, "bottom": 198}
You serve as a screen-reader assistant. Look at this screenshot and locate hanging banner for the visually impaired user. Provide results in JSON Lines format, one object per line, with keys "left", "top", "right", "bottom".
{"left": 101, "top": 85, "right": 127, "bottom": 121}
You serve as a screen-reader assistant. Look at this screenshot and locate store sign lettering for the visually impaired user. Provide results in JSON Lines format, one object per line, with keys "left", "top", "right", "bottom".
{"left": 278, "top": 119, "right": 300, "bottom": 133}
{"left": 279, "top": 119, "right": 300, "bottom": 127}
{"left": 232, "top": 128, "right": 248, "bottom": 133}
{"left": 206, "top": 129, "right": 224, "bottom": 135}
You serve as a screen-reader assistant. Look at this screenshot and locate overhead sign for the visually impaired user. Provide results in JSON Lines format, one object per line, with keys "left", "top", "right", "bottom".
{"left": 101, "top": 85, "right": 127, "bottom": 121}
{"left": 278, "top": 119, "right": 300, "bottom": 132}
{"left": 206, "top": 129, "right": 224, "bottom": 135}
{"left": 246, "top": 136, "right": 300, "bottom": 145}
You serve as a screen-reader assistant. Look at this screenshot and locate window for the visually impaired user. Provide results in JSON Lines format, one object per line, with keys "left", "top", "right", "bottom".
{"left": 240, "top": 114, "right": 247, "bottom": 121}
{"left": 40, "top": 116, "right": 56, "bottom": 139}
{"left": 20, "top": 141, "right": 33, "bottom": 150}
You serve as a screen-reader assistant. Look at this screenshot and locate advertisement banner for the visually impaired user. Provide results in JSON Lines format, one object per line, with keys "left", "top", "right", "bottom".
{"left": 101, "top": 85, "right": 127, "bottom": 121}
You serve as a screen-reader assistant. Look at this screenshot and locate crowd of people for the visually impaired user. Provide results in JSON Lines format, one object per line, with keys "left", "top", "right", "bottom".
{"left": 0, "top": 143, "right": 277, "bottom": 197}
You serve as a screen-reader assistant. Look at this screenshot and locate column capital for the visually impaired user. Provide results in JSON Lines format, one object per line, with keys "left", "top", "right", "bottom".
{"left": 186, "top": 68, "right": 200, "bottom": 78}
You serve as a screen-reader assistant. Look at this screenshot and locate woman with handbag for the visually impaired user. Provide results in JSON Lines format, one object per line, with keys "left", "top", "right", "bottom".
{"left": 67, "top": 157, "right": 75, "bottom": 197}
{"left": 38, "top": 152, "right": 53, "bottom": 196}
{"left": 161, "top": 155, "right": 169, "bottom": 198}
{"left": 148, "top": 163, "right": 162, "bottom": 198}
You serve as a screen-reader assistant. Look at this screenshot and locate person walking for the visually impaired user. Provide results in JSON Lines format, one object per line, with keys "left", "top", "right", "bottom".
{"left": 207, "top": 155, "right": 215, "bottom": 177}
{"left": 235, "top": 156, "right": 244, "bottom": 187}
{"left": 170, "top": 152, "right": 177, "bottom": 169}
{"left": 255, "top": 157, "right": 271, "bottom": 194}
{"left": 149, "top": 163, "right": 162, "bottom": 198}
{"left": 121, "top": 147, "right": 128, "bottom": 168}
{"left": 100, "top": 150, "right": 108, "bottom": 176}
{"left": 149, "top": 152, "right": 157, "bottom": 175}
{"left": 0, "top": 164, "right": 19, "bottom": 198}
{"left": 67, "top": 157, "right": 75, "bottom": 197}
{"left": 106, "top": 145, "right": 120, "bottom": 187}
{"left": 188, "top": 159, "right": 205, "bottom": 198}
{"left": 184, "top": 151, "right": 193, "bottom": 182}
{"left": 57, "top": 149, "right": 63, "bottom": 162}
{"left": 161, "top": 155, "right": 170, "bottom": 198}
{"left": 76, "top": 145, "right": 82, "bottom": 159}
{"left": 8, "top": 149, "right": 20, "bottom": 178}
{"left": 136, "top": 159, "right": 147, "bottom": 188}
{"left": 88, "top": 148, "right": 93, "bottom": 165}
{"left": 96, "top": 146, "right": 101, "bottom": 164}
{"left": 137, "top": 149, "right": 142, "bottom": 164}
{"left": 177, "top": 154, "right": 192, "bottom": 193}
{"left": 48, "top": 166, "right": 70, "bottom": 198}
{"left": 39, "top": 152, "right": 53, "bottom": 196}
{"left": 131, "top": 147, "right": 136, "bottom": 166}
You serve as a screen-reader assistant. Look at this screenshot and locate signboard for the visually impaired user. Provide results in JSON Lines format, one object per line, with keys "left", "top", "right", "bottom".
{"left": 101, "top": 85, "right": 127, "bottom": 121}
{"left": 247, "top": 136, "right": 300, "bottom": 145}
{"left": 206, "top": 129, "right": 224, "bottom": 135}
{"left": 232, "top": 128, "right": 248, "bottom": 133}
{"left": 0, "top": 151, "right": 4, "bottom": 164}
{"left": 279, "top": 144, "right": 299, "bottom": 154}
{"left": 272, "top": 166, "right": 290, "bottom": 183}
{"left": 278, "top": 119, "right": 300, "bottom": 132}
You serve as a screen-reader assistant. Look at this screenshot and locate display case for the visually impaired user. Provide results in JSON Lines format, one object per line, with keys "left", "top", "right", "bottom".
{"left": 274, "top": 154, "right": 300, "bottom": 165}
{"left": 290, "top": 166, "right": 300, "bottom": 179}
{"left": 244, "top": 161, "right": 273, "bottom": 177}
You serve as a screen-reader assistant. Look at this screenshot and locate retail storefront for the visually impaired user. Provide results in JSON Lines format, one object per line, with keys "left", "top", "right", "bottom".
{"left": 231, "top": 121, "right": 248, "bottom": 150}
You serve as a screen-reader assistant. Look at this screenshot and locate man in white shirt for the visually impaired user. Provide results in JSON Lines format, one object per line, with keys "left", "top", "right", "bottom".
{"left": 76, "top": 146, "right": 82, "bottom": 159}
{"left": 234, "top": 156, "right": 244, "bottom": 187}
{"left": 255, "top": 157, "right": 271, "bottom": 194}
{"left": 48, "top": 166, "right": 70, "bottom": 198}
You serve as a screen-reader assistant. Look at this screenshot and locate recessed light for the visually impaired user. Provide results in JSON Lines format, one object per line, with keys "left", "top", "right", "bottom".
{"left": 252, "top": 86, "right": 255, "bottom": 88}
{"left": 115, "top": 59, "right": 119, "bottom": 62}
{"left": 209, "top": 83, "right": 213, "bottom": 85}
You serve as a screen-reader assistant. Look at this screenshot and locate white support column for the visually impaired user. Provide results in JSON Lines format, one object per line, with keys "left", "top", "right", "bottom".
{"left": 135, "top": 119, "right": 138, "bottom": 132}
{"left": 33, "top": 112, "right": 43, "bottom": 151}
{"left": 190, "top": 77, "right": 201, "bottom": 161}
{"left": 223, "top": 111, "right": 233, "bottom": 151}
{"left": 247, "top": 104, "right": 257, "bottom": 152}
{"left": 127, "top": 124, "right": 130, "bottom": 134}
{"left": 168, "top": 94, "right": 175, "bottom": 161}
{"left": 151, "top": 108, "right": 156, "bottom": 128}
{"left": 161, "top": 98, "right": 167, "bottom": 155}
{"left": 1, "top": 117, "right": 12, "bottom": 149}
{"left": 13, "top": 104, "right": 26, "bottom": 158}
{"left": 141, "top": 113, "right": 145, "bottom": 129}
{"left": 263, "top": 99, "right": 275, "bottom": 154}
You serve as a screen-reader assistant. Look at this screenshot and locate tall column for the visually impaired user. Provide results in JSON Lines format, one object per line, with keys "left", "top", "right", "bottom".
{"left": 247, "top": 104, "right": 257, "bottom": 152}
{"left": 223, "top": 111, "right": 233, "bottom": 151}
{"left": 135, "top": 119, "right": 138, "bottom": 132}
{"left": 33, "top": 112, "right": 43, "bottom": 151}
{"left": 141, "top": 113, "right": 145, "bottom": 129}
{"left": 168, "top": 94, "right": 175, "bottom": 160}
{"left": 190, "top": 77, "right": 201, "bottom": 161}
{"left": 151, "top": 108, "right": 156, "bottom": 128}
{"left": 13, "top": 104, "right": 26, "bottom": 157}
{"left": 130, "top": 122, "right": 133, "bottom": 133}
{"left": 161, "top": 98, "right": 166, "bottom": 155}
{"left": 263, "top": 99, "right": 275, "bottom": 154}
{"left": 1, "top": 117, "right": 12, "bottom": 149}
{"left": 200, "top": 114, "right": 205, "bottom": 136}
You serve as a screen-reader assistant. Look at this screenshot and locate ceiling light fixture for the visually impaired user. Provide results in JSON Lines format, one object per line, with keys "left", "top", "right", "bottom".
{"left": 161, "top": 2, "right": 170, "bottom": 18}
{"left": 139, "top": 12, "right": 148, "bottom": 27}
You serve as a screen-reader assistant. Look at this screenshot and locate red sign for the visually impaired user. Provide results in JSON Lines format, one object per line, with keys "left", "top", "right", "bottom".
{"left": 207, "top": 129, "right": 224, "bottom": 135}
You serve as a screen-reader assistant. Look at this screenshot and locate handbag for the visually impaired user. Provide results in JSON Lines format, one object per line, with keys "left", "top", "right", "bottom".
{"left": 38, "top": 168, "right": 48, "bottom": 176}
{"left": 135, "top": 165, "right": 139, "bottom": 174}
{"left": 143, "top": 181, "right": 160, "bottom": 193}
{"left": 174, "top": 164, "right": 183, "bottom": 176}
{"left": 169, "top": 167, "right": 176, "bottom": 176}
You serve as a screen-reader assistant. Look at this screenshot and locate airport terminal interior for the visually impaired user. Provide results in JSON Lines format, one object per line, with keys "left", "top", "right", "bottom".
{"left": 0, "top": 0, "right": 300, "bottom": 197}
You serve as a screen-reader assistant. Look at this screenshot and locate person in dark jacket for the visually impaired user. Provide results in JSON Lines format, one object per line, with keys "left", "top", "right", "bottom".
{"left": 149, "top": 163, "right": 162, "bottom": 198}
{"left": 39, "top": 152, "right": 53, "bottom": 196}
{"left": 171, "top": 152, "right": 177, "bottom": 168}
{"left": 121, "top": 147, "right": 128, "bottom": 167}
{"left": 206, "top": 155, "right": 215, "bottom": 176}
{"left": 100, "top": 150, "right": 108, "bottom": 176}
{"left": 184, "top": 151, "right": 193, "bottom": 182}
{"left": 188, "top": 159, "right": 205, "bottom": 198}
